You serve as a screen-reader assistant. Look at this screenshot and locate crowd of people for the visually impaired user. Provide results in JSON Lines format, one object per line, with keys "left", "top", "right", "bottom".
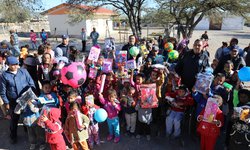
{"left": 0, "top": 29, "right": 249, "bottom": 150}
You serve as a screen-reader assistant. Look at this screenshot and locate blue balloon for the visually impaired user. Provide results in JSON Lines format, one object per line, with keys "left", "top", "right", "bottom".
{"left": 94, "top": 108, "right": 108, "bottom": 123}
{"left": 238, "top": 67, "right": 250, "bottom": 82}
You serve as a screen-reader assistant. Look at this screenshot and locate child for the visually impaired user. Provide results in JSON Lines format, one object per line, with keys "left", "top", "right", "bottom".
{"left": 197, "top": 95, "right": 224, "bottom": 150}
{"left": 38, "top": 80, "right": 60, "bottom": 108}
{"left": 228, "top": 88, "right": 250, "bottom": 150}
{"left": 39, "top": 107, "right": 66, "bottom": 150}
{"left": 64, "top": 102, "right": 90, "bottom": 150}
{"left": 99, "top": 89, "right": 121, "bottom": 143}
{"left": 121, "top": 86, "right": 137, "bottom": 136}
{"left": 135, "top": 100, "right": 152, "bottom": 141}
{"left": 222, "top": 60, "right": 236, "bottom": 86}
{"left": 61, "top": 90, "right": 81, "bottom": 125}
{"left": 22, "top": 99, "right": 46, "bottom": 150}
{"left": 81, "top": 95, "right": 100, "bottom": 149}
{"left": 37, "top": 53, "right": 53, "bottom": 82}
{"left": 68, "top": 46, "right": 79, "bottom": 62}
{"left": 165, "top": 85, "right": 194, "bottom": 139}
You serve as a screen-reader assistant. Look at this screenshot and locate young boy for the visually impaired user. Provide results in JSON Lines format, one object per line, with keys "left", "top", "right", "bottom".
{"left": 38, "top": 80, "right": 60, "bottom": 108}
{"left": 165, "top": 85, "right": 194, "bottom": 139}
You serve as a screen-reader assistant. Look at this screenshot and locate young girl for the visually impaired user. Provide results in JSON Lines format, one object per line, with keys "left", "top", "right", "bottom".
{"left": 64, "top": 102, "right": 90, "bottom": 150}
{"left": 81, "top": 95, "right": 100, "bottom": 148}
{"left": 37, "top": 53, "right": 53, "bottom": 82}
{"left": 197, "top": 95, "right": 224, "bottom": 150}
{"left": 121, "top": 86, "right": 137, "bottom": 136}
{"left": 39, "top": 108, "right": 66, "bottom": 150}
{"left": 99, "top": 89, "right": 121, "bottom": 143}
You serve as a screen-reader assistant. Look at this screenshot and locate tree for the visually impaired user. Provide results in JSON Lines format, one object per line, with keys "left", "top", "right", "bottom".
{"left": 67, "top": 0, "right": 147, "bottom": 39}
{"left": 0, "top": 0, "right": 43, "bottom": 23}
{"left": 155, "top": 0, "right": 250, "bottom": 39}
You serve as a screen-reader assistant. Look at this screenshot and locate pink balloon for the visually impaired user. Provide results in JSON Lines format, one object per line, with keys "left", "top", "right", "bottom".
{"left": 60, "top": 62, "right": 87, "bottom": 88}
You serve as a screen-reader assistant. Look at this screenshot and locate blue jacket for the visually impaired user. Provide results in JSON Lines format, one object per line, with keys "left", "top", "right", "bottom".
{"left": 0, "top": 68, "right": 35, "bottom": 104}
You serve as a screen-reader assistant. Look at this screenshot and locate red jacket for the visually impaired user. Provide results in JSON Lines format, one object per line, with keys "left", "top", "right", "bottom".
{"left": 44, "top": 108, "right": 65, "bottom": 145}
{"left": 197, "top": 109, "right": 224, "bottom": 137}
{"left": 165, "top": 92, "right": 194, "bottom": 112}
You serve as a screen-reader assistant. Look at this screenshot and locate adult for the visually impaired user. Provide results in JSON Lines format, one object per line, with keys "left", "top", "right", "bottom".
{"left": 214, "top": 46, "right": 246, "bottom": 74}
{"left": 0, "top": 56, "right": 36, "bottom": 144}
{"left": 121, "top": 35, "right": 137, "bottom": 60}
{"left": 40, "top": 29, "right": 48, "bottom": 44}
{"left": 56, "top": 35, "right": 69, "bottom": 57}
{"left": 243, "top": 43, "right": 250, "bottom": 58}
{"left": 30, "top": 30, "right": 37, "bottom": 50}
{"left": 90, "top": 27, "right": 99, "bottom": 46}
{"left": 9, "top": 29, "right": 20, "bottom": 57}
{"left": 223, "top": 38, "right": 244, "bottom": 57}
{"left": 157, "top": 35, "right": 164, "bottom": 52}
{"left": 175, "top": 39, "right": 210, "bottom": 90}
{"left": 214, "top": 42, "right": 228, "bottom": 61}
{"left": 81, "top": 28, "right": 87, "bottom": 52}
{"left": 201, "top": 31, "right": 209, "bottom": 40}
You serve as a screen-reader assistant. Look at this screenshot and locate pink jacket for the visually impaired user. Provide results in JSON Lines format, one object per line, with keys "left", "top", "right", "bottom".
{"left": 99, "top": 95, "right": 121, "bottom": 119}
{"left": 30, "top": 32, "right": 37, "bottom": 42}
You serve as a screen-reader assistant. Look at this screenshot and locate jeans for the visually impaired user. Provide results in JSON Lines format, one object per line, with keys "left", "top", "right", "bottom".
{"left": 11, "top": 45, "right": 20, "bottom": 57}
{"left": 30, "top": 41, "right": 37, "bottom": 50}
{"left": 107, "top": 117, "right": 120, "bottom": 137}
{"left": 125, "top": 112, "right": 137, "bottom": 133}
{"left": 165, "top": 110, "right": 184, "bottom": 137}
{"left": 27, "top": 125, "right": 45, "bottom": 145}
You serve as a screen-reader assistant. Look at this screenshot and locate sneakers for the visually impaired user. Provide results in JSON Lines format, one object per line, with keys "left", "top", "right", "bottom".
{"left": 146, "top": 135, "right": 151, "bottom": 141}
{"left": 114, "top": 137, "right": 120, "bottom": 143}
{"left": 136, "top": 135, "right": 141, "bottom": 139}
{"left": 107, "top": 134, "right": 113, "bottom": 141}
{"left": 39, "top": 144, "right": 46, "bottom": 150}
{"left": 29, "top": 144, "right": 36, "bottom": 150}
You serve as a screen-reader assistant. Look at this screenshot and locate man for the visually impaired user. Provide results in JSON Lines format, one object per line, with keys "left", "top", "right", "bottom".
{"left": 56, "top": 34, "right": 69, "bottom": 57}
{"left": 201, "top": 31, "right": 209, "bottom": 40}
{"left": 9, "top": 29, "right": 20, "bottom": 57}
{"left": 40, "top": 29, "right": 48, "bottom": 44}
{"left": 175, "top": 39, "right": 210, "bottom": 90}
{"left": 0, "top": 56, "right": 36, "bottom": 144}
{"left": 214, "top": 42, "right": 228, "bottom": 61}
{"left": 81, "top": 28, "right": 87, "bottom": 52}
{"left": 90, "top": 27, "right": 99, "bottom": 46}
{"left": 122, "top": 35, "right": 137, "bottom": 60}
{"left": 214, "top": 46, "right": 246, "bottom": 74}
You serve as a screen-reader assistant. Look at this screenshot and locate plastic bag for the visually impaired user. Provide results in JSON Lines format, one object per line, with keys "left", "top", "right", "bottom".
{"left": 194, "top": 72, "right": 214, "bottom": 94}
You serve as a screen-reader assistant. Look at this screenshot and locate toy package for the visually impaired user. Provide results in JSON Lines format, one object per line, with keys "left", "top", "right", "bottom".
{"left": 88, "top": 46, "right": 101, "bottom": 63}
{"left": 140, "top": 84, "right": 158, "bottom": 108}
{"left": 194, "top": 72, "right": 214, "bottom": 95}
{"left": 105, "top": 37, "right": 115, "bottom": 52}
{"left": 233, "top": 106, "right": 250, "bottom": 123}
{"left": 102, "top": 59, "right": 113, "bottom": 73}
{"left": 14, "top": 88, "right": 38, "bottom": 114}
{"left": 115, "top": 51, "right": 127, "bottom": 67}
{"left": 203, "top": 97, "right": 219, "bottom": 123}
{"left": 85, "top": 95, "right": 94, "bottom": 106}
{"left": 126, "top": 59, "right": 136, "bottom": 70}
{"left": 88, "top": 68, "right": 98, "bottom": 79}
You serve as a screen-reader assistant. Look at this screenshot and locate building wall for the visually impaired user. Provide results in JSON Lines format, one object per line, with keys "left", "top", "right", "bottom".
{"left": 221, "top": 16, "right": 245, "bottom": 30}
{"left": 47, "top": 14, "right": 86, "bottom": 37}
{"left": 47, "top": 14, "right": 113, "bottom": 38}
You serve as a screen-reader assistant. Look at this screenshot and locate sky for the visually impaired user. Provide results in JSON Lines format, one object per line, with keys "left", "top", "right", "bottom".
{"left": 42, "top": 0, "right": 67, "bottom": 10}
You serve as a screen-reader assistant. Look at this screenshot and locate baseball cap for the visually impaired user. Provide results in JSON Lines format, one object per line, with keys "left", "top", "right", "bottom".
{"left": 62, "top": 34, "right": 69, "bottom": 39}
{"left": 6, "top": 56, "right": 19, "bottom": 65}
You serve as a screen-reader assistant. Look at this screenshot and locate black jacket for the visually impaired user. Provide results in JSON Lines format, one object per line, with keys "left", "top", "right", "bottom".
{"left": 175, "top": 50, "right": 210, "bottom": 90}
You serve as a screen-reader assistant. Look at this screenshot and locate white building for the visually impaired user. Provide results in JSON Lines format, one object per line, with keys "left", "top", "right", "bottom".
{"left": 43, "top": 3, "right": 116, "bottom": 38}
{"left": 195, "top": 15, "right": 245, "bottom": 30}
